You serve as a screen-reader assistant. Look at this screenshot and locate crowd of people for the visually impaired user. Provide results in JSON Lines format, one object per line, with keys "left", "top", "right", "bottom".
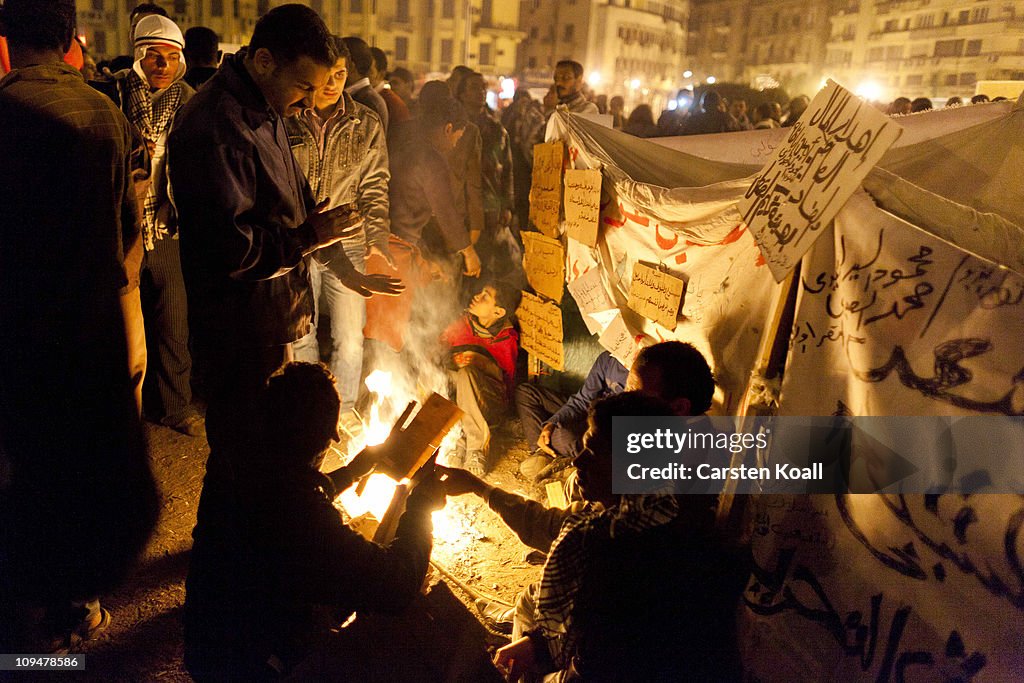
{"left": 2, "top": 0, "right": 752, "bottom": 679}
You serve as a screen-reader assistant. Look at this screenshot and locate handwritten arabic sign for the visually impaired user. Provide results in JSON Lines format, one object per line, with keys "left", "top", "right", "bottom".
{"left": 529, "top": 141, "right": 565, "bottom": 238}
{"left": 598, "top": 312, "right": 639, "bottom": 369}
{"left": 568, "top": 267, "right": 616, "bottom": 334}
{"left": 563, "top": 169, "right": 601, "bottom": 246}
{"left": 737, "top": 80, "right": 903, "bottom": 282}
{"left": 522, "top": 230, "right": 565, "bottom": 302}
{"left": 516, "top": 291, "right": 564, "bottom": 370}
{"left": 627, "top": 262, "right": 685, "bottom": 330}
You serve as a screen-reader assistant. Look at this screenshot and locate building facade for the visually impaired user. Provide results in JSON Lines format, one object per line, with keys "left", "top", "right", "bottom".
{"left": 826, "top": 0, "right": 1024, "bottom": 101}
{"left": 76, "top": 0, "right": 523, "bottom": 80}
{"left": 516, "top": 0, "right": 689, "bottom": 113}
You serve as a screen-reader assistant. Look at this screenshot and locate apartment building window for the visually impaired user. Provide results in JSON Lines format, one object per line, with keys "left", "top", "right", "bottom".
{"left": 528, "top": 56, "right": 537, "bottom": 68}
{"left": 958, "top": 10, "right": 969, "bottom": 24}
{"left": 481, "top": 0, "right": 493, "bottom": 24}
{"left": 396, "top": 0, "right": 410, "bottom": 22}
{"left": 934, "top": 39, "right": 964, "bottom": 57}
{"left": 441, "top": 38, "right": 453, "bottom": 65}
{"left": 867, "top": 46, "right": 885, "bottom": 61}
{"left": 886, "top": 45, "right": 903, "bottom": 59}
{"left": 944, "top": 73, "right": 958, "bottom": 86}
{"left": 564, "top": 24, "right": 575, "bottom": 42}
{"left": 426, "top": 0, "right": 434, "bottom": 16}
{"left": 530, "top": 27, "right": 539, "bottom": 39}
{"left": 915, "top": 14, "right": 933, "bottom": 29}
{"left": 393, "top": 37, "right": 407, "bottom": 61}
{"left": 92, "top": 0, "right": 103, "bottom": 9}
{"left": 174, "top": 0, "right": 186, "bottom": 14}
{"left": 442, "top": 0, "right": 454, "bottom": 19}
{"left": 906, "top": 74, "right": 923, "bottom": 86}
{"left": 883, "top": 19, "right": 898, "bottom": 31}
{"left": 351, "top": 0, "right": 362, "bottom": 12}
{"left": 258, "top": 0, "right": 269, "bottom": 15}
{"left": 94, "top": 31, "right": 107, "bottom": 56}
{"left": 971, "top": 7, "right": 989, "bottom": 23}
{"left": 480, "top": 42, "right": 492, "bottom": 65}
{"left": 211, "top": 0, "right": 223, "bottom": 16}
{"left": 960, "top": 72, "right": 977, "bottom": 85}
{"left": 423, "top": 35, "right": 432, "bottom": 61}
{"left": 965, "top": 39, "right": 982, "bottom": 56}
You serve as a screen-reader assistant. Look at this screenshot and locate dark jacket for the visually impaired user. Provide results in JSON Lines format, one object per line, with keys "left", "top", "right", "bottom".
{"left": 167, "top": 52, "right": 327, "bottom": 349}
{"left": 387, "top": 119, "right": 470, "bottom": 254}
{"left": 185, "top": 457, "right": 435, "bottom": 678}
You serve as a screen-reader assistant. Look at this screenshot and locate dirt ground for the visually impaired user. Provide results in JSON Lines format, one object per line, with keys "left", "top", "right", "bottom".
{"left": 43, "top": 417, "right": 545, "bottom": 682}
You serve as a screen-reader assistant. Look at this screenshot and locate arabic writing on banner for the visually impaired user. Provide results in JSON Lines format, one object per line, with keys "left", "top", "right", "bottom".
{"left": 737, "top": 80, "right": 903, "bottom": 283}
{"left": 598, "top": 311, "right": 640, "bottom": 369}
{"left": 522, "top": 230, "right": 565, "bottom": 303}
{"left": 563, "top": 169, "right": 602, "bottom": 247}
{"left": 567, "top": 267, "right": 616, "bottom": 335}
{"left": 516, "top": 291, "right": 564, "bottom": 370}
{"left": 627, "top": 261, "right": 685, "bottom": 330}
{"left": 529, "top": 141, "right": 564, "bottom": 238}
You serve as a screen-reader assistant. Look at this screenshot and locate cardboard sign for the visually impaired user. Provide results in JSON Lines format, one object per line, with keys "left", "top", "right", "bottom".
{"left": 737, "top": 80, "right": 903, "bottom": 282}
{"left": 598, "top": 312, "right": 639, "bottom": 369}
{"left": 529, "top": 141, "right": 565, "bottom": 238}
{"left": 516, "top": 291, "right": 564, "bottom": 370}
{"left": 563, "top": 169, "right": 602, "bottom": 247}
{"left": 522, "top": 230, "right": 565, "bottom": 302}
{"left": 375, "top": 394, "right": 463, "bottom": 481}
{"left": 627, "top": 261, "right": 685, "bottom": 330}
{"left": 568, "top": 267, "right": 616, "bottom": 334}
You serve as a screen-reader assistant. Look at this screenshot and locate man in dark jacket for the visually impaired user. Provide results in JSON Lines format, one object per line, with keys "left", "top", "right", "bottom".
{"left": 167, "top": 5, "right": 399, "bottom": 464}
{"left": 185, "top": 362, "right": 446, "bottom": 679}
{"left": 682, "top": 90, "right": 742, "bottom": 136}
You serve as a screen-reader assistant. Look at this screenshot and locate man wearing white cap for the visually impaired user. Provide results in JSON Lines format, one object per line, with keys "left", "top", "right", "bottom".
{"left": 93, "top": 14, "right": 204, "bottom": 437}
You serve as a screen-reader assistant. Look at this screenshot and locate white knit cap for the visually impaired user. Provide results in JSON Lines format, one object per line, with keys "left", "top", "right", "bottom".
{"left": 133, "top": 14, "right": 187, "bottom": 84}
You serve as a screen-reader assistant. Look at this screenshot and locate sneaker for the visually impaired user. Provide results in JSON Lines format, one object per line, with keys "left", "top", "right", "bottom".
{"left": 163, "top": 412, "right": 206, "bottom": 437}
{"left": 474, "top": 598, "right": 514, "bottom": 635}
{"left": 76, "top": 607, "right": 111, "bottom": 641}
{"left": 464, "top": 450, "right": 488, "bottom": 477}
{"left": 519, "top": 454, "right": 553, "bottom": 481}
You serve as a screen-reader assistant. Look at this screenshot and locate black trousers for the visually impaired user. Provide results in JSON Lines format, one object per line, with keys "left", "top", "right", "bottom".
{"left": 142, "top": 238, "right": 193, "bottom": 423}
{"left": 514, "top": 382, "right": 586, "bottom": 459}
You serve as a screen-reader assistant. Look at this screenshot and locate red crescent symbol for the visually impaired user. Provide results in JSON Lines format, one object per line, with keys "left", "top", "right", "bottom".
{"left": 655, "top": 224, "right": 678, "bottom": 250}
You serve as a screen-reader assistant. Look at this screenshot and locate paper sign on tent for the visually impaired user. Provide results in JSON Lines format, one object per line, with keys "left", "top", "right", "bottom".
{"left": 516, "top": 291, "right": 564, "bottom": 370}
{"left": 737, "top": 79, "right": 903, "bottom": 282}
{"left": 529, "top": 141, "right": 565, "bottom": 238}
{"left": 627, "top": 262, "right": 685, "bottom": 330}
{"left": 522, "top": 230, "right": 565, "bottom": 302}
{"left": 599, "top": 312, "right": 640, "bottom": 369}
{"left": 568, "top": 268, "right": 616, "bottom": 335}
{"left": 563, "top": 169, "right": 602, "bottom": 247}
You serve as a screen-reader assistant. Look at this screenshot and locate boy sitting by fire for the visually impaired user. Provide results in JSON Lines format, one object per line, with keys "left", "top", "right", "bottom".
{"left": 441, "top": 280, "right": 521, "bottom": 476}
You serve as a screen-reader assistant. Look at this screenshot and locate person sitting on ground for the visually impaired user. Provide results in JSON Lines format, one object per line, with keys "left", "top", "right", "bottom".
{"left": 184, "top": 361, "right": 446, "bottom": 679}
{"left": 439, "top": 391, "right": 746, "bottom": 682}
{"left": 515, "top": 350, "right": 628, "bottom": 480}
{"left": 442, "top": 281, "right": 520, "bottom": 476}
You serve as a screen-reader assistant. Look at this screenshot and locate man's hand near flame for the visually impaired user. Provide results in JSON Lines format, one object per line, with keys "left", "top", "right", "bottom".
{"left": 337, "top": 270, "right": 406, "bottom": 298}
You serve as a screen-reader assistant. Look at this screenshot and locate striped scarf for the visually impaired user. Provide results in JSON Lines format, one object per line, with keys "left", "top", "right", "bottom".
{"left": 535, "top": 494, "right": 681, "bottom": 669}
{"left": 125, "top": 70, "right": 184, "bottom": 248}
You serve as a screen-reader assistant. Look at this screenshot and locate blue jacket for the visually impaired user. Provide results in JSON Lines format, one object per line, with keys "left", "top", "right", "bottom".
{"left": 547, "top": 351, "right": 628, "bottom": 428}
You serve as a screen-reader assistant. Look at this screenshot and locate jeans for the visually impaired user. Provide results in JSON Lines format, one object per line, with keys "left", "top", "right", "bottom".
{"left": 293, "top": 242, "right": 366, "bottom": 410}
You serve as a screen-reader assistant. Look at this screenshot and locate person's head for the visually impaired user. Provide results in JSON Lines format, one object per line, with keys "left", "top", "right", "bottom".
{"left": 447, "top": 64, "right": 474, "bottom": 95}
{"left": 888, "top": 96, "right": 911, "bottom": 115}
{"left": 626, "top": 341, "right": 715, "bottom": 416}
{"left": 129, "top": 2, "right": 167, "bottom": 43}
{"left": 945, "top": 96, "right": 962, "bottom": 108}
{"left": 770, "top": 101, "right": 783, "bottom": 120}
{"left": 314, "top": 37, "right": 351, "bottom": 111}
{"left": 609, "top": 95, "right": 624, "bottom": 113}
{"left": 418, "top": 80, "right": 467, "bottom": 152}
{"left": 910, "top": 96, "right": 932, "bottom": 113}
{"left": 971, "top": 93, "right": 989, "bottom": 104}
{"left": 627, "top": 103, "right": 654, "bottom": 127}
{"left": 553, "top": 59, "right": 584, "bottom": 100}
{"left": 341, "top": 35, "right": 372, "bottom": 82}
{"left": 133, "top": 14, "right": 185, "bottom": 91}
{"left": 729, "top": 98, "right": 747, "bottom": 119}
{"left": 80, "top": 42, "right": 98, "bottom": 80}
{"left": 574, "top": 392, "right": 674, "bottom": 506}
{"left": 263, "top": 362, "right": 341, "bottom": 469}
{"left": 786, "top": 95, "right": 809, "bottom": 120}
{"left": 388, "top": 66, "right": 415, "bottom": 103}
{"left": 0, "top": 0, "right": 77, "bottom": 58}
{"left": 368, "top": 46, "right": 387, "bottom": 87}
{"left": 246, "top": 4, "right": 337, "bottom": 117}
{"left": 752, "top": 101, "right": 773, "bottom": 123}
{"left": 456, "top": 70, "right": 486, "bottom": 112}
{"left": 184, "top": 26, "right": 219, "bottom": 68}
{"left": 700, "top": 89, "right": 723, "bottom": 113}
{"left": 467, "top": 280, "right": 518, "bottom": 328}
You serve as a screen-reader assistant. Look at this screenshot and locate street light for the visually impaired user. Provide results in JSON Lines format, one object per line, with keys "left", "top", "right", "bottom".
{"left": 706, "top": 76, "right": 717, "bottom": 84}
{"left": 587, "top": 70, "right": 602, "bottom": 87}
